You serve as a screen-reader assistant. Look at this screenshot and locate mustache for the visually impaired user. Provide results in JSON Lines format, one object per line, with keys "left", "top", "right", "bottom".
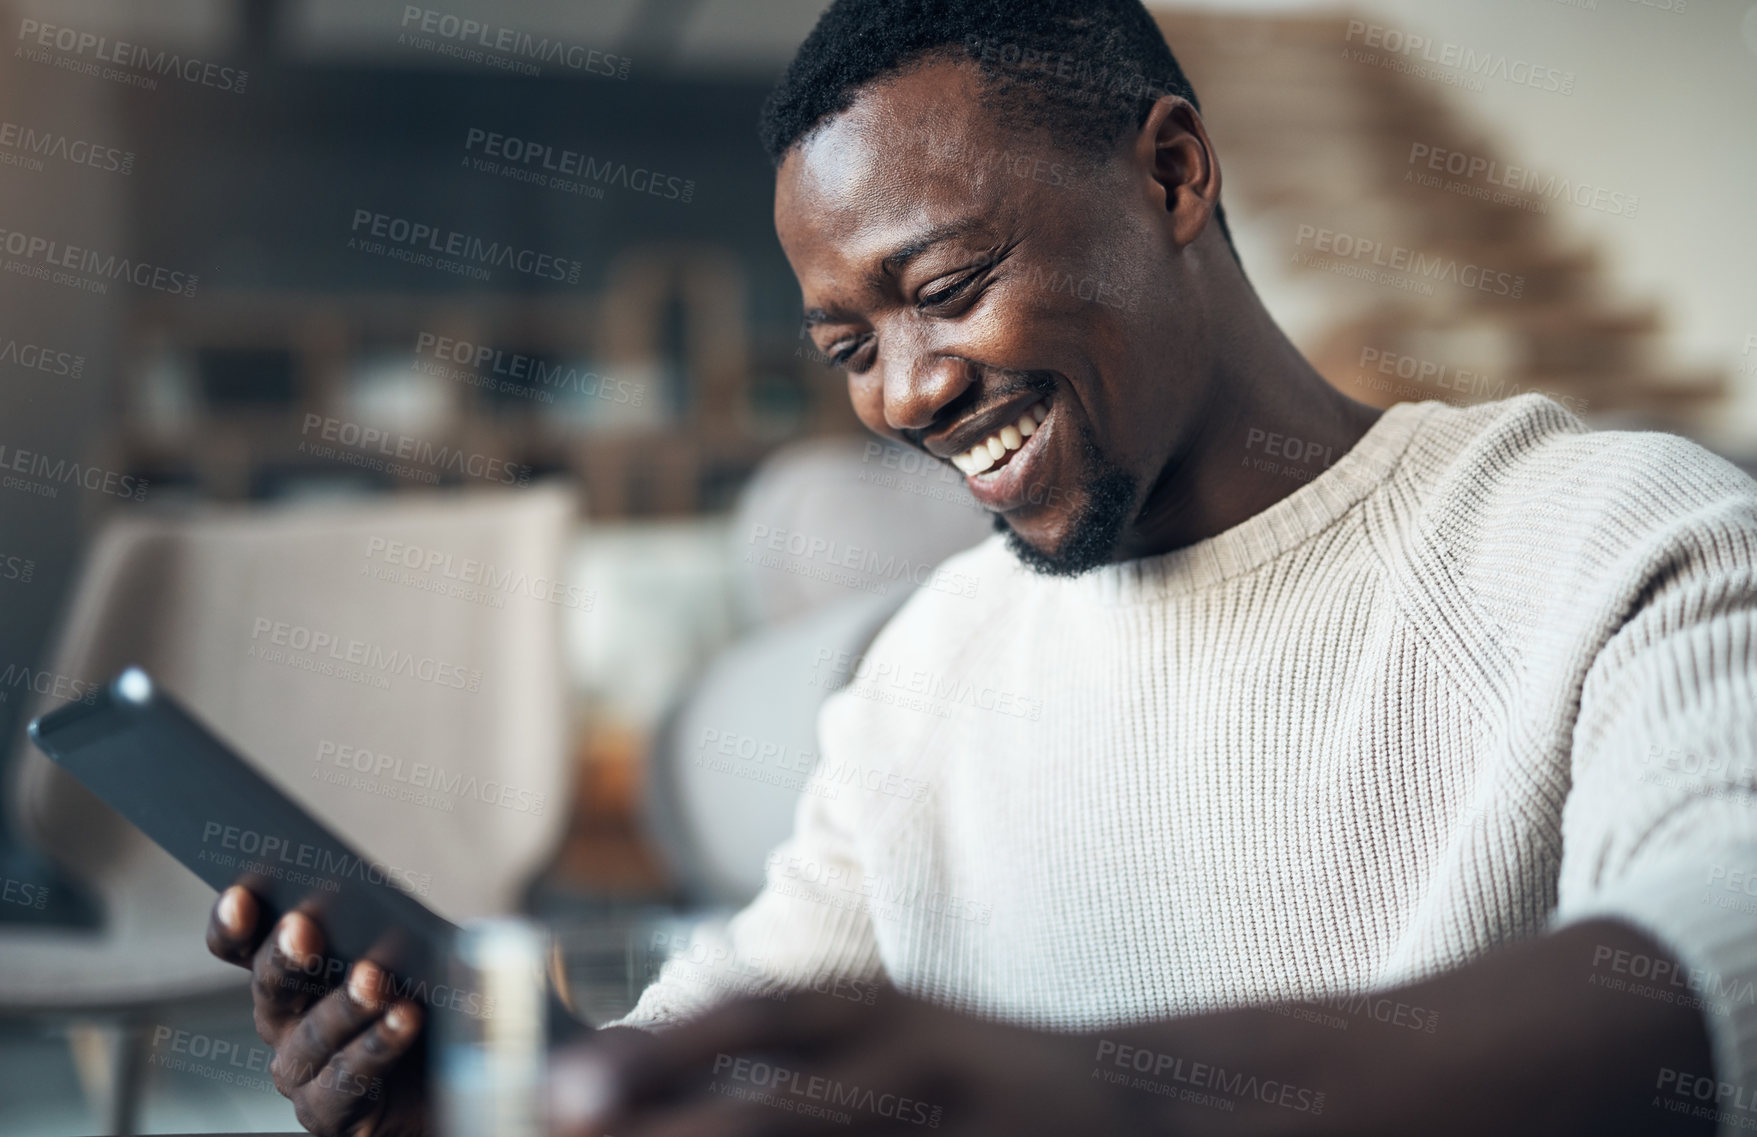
{"left": 898, "top": 369, "right": 1058, "bottom": 453}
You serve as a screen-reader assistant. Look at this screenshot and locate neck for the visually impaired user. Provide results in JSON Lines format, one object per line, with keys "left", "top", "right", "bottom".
{"left": 1115, "top": 275, "right": 1382, "bottom": 562}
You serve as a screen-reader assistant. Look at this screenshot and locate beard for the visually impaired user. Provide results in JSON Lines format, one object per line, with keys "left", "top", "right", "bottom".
{"left": 994, "top": 417, "right": 1139, "bottom": 578}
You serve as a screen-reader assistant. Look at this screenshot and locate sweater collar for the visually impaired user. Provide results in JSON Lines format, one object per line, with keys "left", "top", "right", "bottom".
{"left": 996, "top": 399, "right": 1437, "bottom": 604}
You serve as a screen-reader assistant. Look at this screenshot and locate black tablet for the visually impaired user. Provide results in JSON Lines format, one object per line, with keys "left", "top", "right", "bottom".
{"left": 28, "top": 667, "right": 467, "bottom": 1014}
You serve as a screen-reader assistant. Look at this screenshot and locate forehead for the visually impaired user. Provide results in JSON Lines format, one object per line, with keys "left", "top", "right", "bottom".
{"left": 774, "top": 58, "right": 1032, "bottom": 273}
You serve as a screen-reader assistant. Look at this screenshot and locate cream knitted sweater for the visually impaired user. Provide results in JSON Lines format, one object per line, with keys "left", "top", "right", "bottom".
{"left": 620, "top": 395, "right": 1757, "bottom": 1125}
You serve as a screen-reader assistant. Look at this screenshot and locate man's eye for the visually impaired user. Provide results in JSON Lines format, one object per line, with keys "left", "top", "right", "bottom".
{"left": 829, "top": 336, "right": 870, "bottom": 366}
{"left": 919, "top": 273, "right": 978, "bottom": 310}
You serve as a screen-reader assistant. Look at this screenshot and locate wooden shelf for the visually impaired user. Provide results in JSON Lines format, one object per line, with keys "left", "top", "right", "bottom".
{"left": 113, "top": 286, "right": 862, "bottom": 516}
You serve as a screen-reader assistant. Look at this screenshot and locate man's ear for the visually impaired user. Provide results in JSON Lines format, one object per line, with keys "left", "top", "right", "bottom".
{"left": 1135, "top": 96, "right": 1221, "bottom": 250}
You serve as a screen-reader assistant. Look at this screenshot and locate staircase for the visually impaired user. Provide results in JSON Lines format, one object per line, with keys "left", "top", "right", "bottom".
{"left": 1155, "top": 10, "right": 1724, "bottom": 430}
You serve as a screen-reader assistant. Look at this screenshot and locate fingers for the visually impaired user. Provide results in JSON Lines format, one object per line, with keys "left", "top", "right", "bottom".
{"left": 337, "top": 998, "right": 423, "bottom": 1079}
{"left": 251, "top": 911, "right": 342, "bottom": 1040}
{"left": 271, "top": 961, "right": 393, "bottom": 1093}
{"left": 204, "top": 898, "right": 428, "bottom": 1137}
{"left": 318, "top": 1000, "right": 422, "bottom": 1104}
{"left": 275, "top": 982, "right": 422, "bottom": 1137}
{"left": 205, "top": 885, "right": 264, "bottom": 967}
{"left": 289, "top": 1005, "right": 423, "bottom": 1137}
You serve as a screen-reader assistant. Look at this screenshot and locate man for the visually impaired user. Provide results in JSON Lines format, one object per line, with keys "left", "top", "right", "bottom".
{"left": 207, "top": 1, "right": 1757, "bottom": 1133}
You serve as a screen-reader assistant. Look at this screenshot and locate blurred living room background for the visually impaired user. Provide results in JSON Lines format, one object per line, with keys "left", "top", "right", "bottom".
{"left": 1, "top": 0, "right": 1754, "bottom": 1132}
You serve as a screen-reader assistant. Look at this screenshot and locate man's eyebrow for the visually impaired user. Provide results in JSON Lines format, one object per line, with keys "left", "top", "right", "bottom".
{"left": 800, "top": 220, "right": 985, "bottom": 326}
{"left": 877, "top": 220, "right": 982, "bottom": 280}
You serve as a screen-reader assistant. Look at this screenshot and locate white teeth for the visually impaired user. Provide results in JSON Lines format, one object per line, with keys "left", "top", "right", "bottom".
{"left": 955, "top": 400, "right": 1053, "bottom": 476}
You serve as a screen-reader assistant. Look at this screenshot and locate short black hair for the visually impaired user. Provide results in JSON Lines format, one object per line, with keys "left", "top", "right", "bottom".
{"left": 759, "top": 0, "right": 1237, "bottom": 257}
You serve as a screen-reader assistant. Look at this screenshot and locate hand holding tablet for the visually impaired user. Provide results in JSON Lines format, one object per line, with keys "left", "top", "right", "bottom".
{"left": 205, "top": 884, "right": 430, "bottom": 1137}
{"left": 28, "top": 668, "right": 465, "bottom": 1137}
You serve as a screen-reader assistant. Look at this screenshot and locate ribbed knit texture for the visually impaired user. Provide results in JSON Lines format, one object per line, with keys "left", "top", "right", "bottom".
{"left": 620, "top": 395, "right": 1757, "bottom": 1129}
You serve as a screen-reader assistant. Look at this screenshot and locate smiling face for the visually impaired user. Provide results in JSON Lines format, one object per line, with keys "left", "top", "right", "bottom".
{"left": 777, "top": 54, "right": 1226, "bottom": 575}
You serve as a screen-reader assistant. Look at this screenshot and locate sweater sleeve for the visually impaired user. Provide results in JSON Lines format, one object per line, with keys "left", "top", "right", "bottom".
{"left": 1550, "top": 492, "right": 1757, "bottom": 1136}
{"left": 609, "top": 692, "right": 887, "bottom": 1031}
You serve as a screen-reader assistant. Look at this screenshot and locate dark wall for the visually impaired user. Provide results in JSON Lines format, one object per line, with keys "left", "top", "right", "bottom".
{"left": 125, "top": 62, "right": 799, "bottom": 315}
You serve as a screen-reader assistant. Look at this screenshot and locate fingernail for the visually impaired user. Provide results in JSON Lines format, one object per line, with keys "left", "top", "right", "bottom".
{"left": 548, "top": 1054, "right": 616, "bottom": 1127}
{"left": 348, "top": 962, "right": 383, "bottom": 1010}
{"left": 384, "top": 1003, "right": 417, "bottom": 1035}
{"left": 276, "top": 920, "right": 305, "bottom": 966}
{"left": 216, "top": 888, "right": 244, "bottom": 932}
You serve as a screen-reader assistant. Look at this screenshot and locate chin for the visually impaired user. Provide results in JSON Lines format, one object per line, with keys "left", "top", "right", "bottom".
{"left": 984, "top": 412, "right": 1143, "bottom": 577}
{"left": 993, "top": 488, "right": 1133, "bottom": 579}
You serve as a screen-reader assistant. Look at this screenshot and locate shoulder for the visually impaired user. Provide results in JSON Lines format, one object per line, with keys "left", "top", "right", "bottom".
{"left": 1403, "top": 394, "right": 1756, "bottom": 551}
{"left": 1387, "top": 394, "right": 1757, "bottom": 644}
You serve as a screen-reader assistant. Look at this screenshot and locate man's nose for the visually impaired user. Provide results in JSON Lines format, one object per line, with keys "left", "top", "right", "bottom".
{"left": 883, "top": 350, "right": 973, "bottom": 435}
